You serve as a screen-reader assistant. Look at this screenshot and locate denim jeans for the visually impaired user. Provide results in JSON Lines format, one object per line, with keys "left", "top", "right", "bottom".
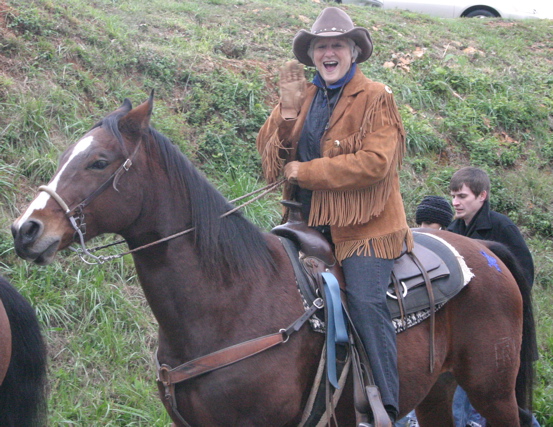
{"left": 342, "top": 253, "right": 398, "bottom": 416}
{"left": 453, "top": 386, "right": 486, "bottom": 426}
{"left": 453, "top": 386, "right": 541, "bottom": 427}
{"left": 395, "top": 410, "right": 417, "bottom": 426}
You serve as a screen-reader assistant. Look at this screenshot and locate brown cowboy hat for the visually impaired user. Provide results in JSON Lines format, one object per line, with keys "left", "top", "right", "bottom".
{"left": 292, "top": 7, "right": 373, "bottom": 67}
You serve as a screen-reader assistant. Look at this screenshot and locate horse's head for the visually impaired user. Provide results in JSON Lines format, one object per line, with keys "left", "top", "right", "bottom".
{"left": 12, "top": 94, "right": 154, "bottom": 265}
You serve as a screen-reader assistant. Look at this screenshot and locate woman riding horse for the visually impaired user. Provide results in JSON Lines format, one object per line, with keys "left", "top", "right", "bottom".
{"left": 257, "top": 8, "right": 413, "bottom": 423}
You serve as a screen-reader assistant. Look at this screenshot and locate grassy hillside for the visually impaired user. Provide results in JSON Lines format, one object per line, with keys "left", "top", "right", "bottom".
{"left": 1, "top": 0, "right": 552, "bottom": 424}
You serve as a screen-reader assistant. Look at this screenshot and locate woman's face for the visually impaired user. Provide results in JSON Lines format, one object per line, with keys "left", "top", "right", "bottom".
{"left": 312, "top": 36, "right": 353, "bottom": 85}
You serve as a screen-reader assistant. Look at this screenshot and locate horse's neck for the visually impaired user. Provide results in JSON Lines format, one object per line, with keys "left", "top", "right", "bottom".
{"left": 130, "top": 234, "right": 254, "bottom": 358}
{"left": 120, "top": 170, "right": 300, "bottom": 363}
{"left": 121, "top": 180, "right": 203, "bottom": 336}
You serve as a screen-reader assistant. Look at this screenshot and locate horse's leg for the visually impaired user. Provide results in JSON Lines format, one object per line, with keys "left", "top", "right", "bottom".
{"left": 451, "top": 335, "right": 521, "bottom": 426}
{"left": 396, "top": 310, "right": 453, "bottom": 420}
{"left": 415, "top": 372, "right": 456, "bottom": 427}
{"left": 455, "top": 315, "right": 522, "bottom": 426}
{"left": 449, "top": 269, "right": 522, "bottom": 426}
{"left": 462, "top": 381, "right": 520, "bottom": 427}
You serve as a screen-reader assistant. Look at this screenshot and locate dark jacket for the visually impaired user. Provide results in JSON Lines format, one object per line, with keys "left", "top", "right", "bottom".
{"left": 447, "top": 200, "right": 534, "bottom": 287}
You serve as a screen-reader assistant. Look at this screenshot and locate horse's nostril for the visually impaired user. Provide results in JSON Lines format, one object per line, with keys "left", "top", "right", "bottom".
{"left": 19, "top": 220, "right": 42, "bottom": 243}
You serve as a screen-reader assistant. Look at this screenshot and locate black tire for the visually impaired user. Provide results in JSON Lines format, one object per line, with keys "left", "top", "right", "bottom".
{"left": 465, "top": 9, "right": 499, "bottom": 18}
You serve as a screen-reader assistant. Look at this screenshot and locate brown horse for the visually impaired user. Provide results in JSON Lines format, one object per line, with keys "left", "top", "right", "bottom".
{"left": 0, "top": 275, "right": 48, "bottom": 426}
{"left": 12, "top": 94, "right": 535, "bottom": 426}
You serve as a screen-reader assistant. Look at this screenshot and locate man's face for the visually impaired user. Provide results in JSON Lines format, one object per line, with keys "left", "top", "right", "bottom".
{"left": 312, "top": 37, "right": 353, "bottom": 85}
{"left": 451, "top": 184, "right": 487, "bottom": 225}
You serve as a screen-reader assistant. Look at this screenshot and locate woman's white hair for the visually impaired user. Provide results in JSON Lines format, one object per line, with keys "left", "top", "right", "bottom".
{"left": 307, "top": 37, "right": 361, "bottom": 63}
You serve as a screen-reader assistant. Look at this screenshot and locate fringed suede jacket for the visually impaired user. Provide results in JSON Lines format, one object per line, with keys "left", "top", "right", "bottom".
{"left": 257, "top": 67, "right": 413, "bottom": 262}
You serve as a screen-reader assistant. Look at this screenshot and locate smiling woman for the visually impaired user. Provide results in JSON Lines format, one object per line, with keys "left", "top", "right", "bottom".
{"left": 256, "top": 7, "right": 413, "bottom": 423}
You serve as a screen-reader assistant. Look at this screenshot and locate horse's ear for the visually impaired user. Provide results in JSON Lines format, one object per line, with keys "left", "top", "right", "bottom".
{"left": 113, "top": 98, "right": 133, "bottom": 115}
{"left": 121, "top": 98, "right": 133, "bottom": 110}
{"left": 118, "top": 91, "right": 154, "bottom": 135}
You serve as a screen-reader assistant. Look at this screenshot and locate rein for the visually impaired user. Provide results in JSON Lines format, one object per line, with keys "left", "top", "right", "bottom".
{"left": 39, "top": 158, "right": 285, "bottom": 265}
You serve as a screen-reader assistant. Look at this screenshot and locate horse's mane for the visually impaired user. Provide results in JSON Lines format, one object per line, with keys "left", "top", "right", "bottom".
{"left": 95, "top": 107, "right": 276, "bottom": 282}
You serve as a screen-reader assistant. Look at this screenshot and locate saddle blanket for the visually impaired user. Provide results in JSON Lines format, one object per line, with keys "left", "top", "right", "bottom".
{"left": 281, "top": 231, "right": 473, "bottom": 335}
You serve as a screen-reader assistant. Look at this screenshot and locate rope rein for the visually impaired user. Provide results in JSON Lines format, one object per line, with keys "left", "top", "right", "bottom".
{"left": 68, "top": 178, "right": 286, "bottom": 264}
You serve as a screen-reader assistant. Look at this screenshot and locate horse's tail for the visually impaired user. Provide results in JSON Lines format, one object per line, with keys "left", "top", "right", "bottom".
{"left": 0, "top": 276, "right": 48, "bottom": 427}
{"left": 484, "top": 241, "right": 536, "bottom": 415}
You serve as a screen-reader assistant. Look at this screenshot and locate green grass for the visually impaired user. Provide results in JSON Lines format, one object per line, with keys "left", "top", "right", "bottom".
{"left": 1, "top": 0, "right": 552, "bottom": 423}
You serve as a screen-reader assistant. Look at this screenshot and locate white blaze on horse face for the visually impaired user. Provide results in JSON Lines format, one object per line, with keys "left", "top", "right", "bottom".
{"left": 15, "top": 136, "right": 94, "bottom": 229}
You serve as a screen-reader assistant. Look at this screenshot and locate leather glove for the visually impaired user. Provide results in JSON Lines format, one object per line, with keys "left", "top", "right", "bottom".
{"left": 284, "top": 161, "right": 300, "bottom": 184}
{"left": 279, "top": 60, "right": 306, "bottom": 120}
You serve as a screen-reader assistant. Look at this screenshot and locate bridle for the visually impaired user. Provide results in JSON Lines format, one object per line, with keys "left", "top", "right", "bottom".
{"left": 38, "top": 135, "right": 143, "bottom": 264}
{"left": 39, "top": 143, "right": 285, "bottom": 265}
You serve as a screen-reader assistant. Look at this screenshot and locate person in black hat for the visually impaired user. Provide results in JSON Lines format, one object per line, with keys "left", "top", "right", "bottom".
{"left": 415, "top": 195, "right": 453, "bottom": 230}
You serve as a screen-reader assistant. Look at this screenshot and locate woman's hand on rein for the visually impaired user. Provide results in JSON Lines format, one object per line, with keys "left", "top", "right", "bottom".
{"left": 284, "top": 161, "right": 300, "bottom": 184}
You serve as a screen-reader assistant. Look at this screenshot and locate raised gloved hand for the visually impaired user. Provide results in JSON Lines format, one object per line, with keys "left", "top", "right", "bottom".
{"left": 279, "top": 60, "right": 306, "bottom": 120}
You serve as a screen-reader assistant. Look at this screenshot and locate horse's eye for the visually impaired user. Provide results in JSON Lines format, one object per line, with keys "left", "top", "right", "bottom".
{"left": 89, "top": 160, "right": 109, "bottom": 170}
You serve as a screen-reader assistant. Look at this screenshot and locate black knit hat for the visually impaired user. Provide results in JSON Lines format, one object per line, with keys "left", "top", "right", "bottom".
{"left": 415, "top": 196, "right": 453, "bottom": 228}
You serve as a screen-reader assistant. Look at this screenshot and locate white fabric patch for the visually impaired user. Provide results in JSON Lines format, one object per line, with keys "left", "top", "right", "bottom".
{"left": 416, "top": 231, "right": 474, "bottom": 286}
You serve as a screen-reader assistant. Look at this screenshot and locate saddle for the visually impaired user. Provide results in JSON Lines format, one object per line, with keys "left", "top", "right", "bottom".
{"left": 388, "top": 230, "right": 468, "bottom": 322}
{"left": 272, "top": 201, "right": 464, "bottom": 326}
{"left": 271, "top": 201, "right": 466, "bottom": 426}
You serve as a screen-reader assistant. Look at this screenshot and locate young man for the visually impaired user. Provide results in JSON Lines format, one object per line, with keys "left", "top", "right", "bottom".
{"left": 447, "top": 166, "right": 534, "bottom": 287}
{"left": 447, "top": 166, "right": 537, "bottom": 427}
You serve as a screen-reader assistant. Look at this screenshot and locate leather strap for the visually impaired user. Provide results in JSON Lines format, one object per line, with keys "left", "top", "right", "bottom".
{"left": 350, "top": 341, "right": 390, "bottom": 427}
{"left": 159, "top": 333, "right": 285, "bottom": 386}
{"left": 408, "top": 251, "right": 436, "bottom": 372}
{"left": 390, "top": 272, "right": 406, "bottom": 324}
{"left": 157, "top": 298, "right": 324, "bottom": 425}
{"left": 342, "top": 301, "right": 391, "bottom": 427}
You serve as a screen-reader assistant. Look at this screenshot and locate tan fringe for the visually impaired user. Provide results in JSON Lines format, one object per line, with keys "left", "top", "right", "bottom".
{"left": 324, "top": 131, "right": 364, "bottom": 158}
{"left": 334, "top": 228, "right": 413, "bottom": 263}
{"left": 405, "top": 228, "right": 414, "bottom": 253}
{"left": 261, "top": 131, "right": 287, "bottom": 183}
{"left": 309, "top": 185, "right": 391, "bottom": 227}
{"left": 360, "top": 88, "right": 406, "bottom": 170}
{"left": 308, "top": 89, "right": 406, "bottom": 227}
